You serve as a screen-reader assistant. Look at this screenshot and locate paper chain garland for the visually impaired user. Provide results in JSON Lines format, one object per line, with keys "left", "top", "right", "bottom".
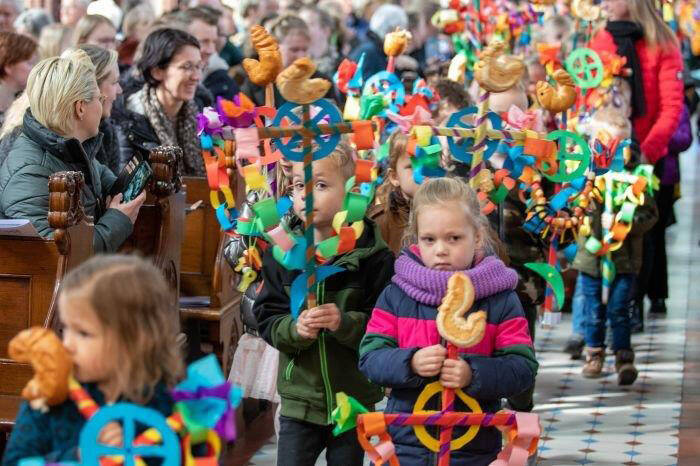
{"left": 583, "top": 165, "right": 657, "bottom": 302}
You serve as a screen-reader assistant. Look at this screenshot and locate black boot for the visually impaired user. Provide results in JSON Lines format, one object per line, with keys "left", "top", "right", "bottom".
{"left": 615, "top": 349, "right": 638, "bottom": 385}
{"left": 649, "top": 298, "right": 667, "bottom": 314}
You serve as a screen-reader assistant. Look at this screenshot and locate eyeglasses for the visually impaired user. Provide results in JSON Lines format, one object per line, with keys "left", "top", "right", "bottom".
{"left": 176, "top": 62, "right": 206, "bottom": 75}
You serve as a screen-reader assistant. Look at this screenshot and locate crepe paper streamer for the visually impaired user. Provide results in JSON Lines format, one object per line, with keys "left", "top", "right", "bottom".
{"left": 564, "top": 48, "right": 604, "bottom": 89}
{"left": 332, "top": 392, "right": 369, "bottom": 436}
{"left": 362, "top": 70, "right": 405, "bottom": 117}
{"left": 543, "top": 130, "right": 591, "bottom": 183}
{"left": 290, "top": 265, "right": 344, "bottom": 318}
{"left": 182, "top": 430, "right": 221, "bottom": 466}
{"left": 351, "top": 121, "right": 376, "bottom": 151}
{"left": 524, "top": 262, "right": 565, "bottom": 311}
{"left": 171, "top": 354, "right": 242, "bottom": 443}
{"left": 79, "top": 403, "right": 181, "bottom": 466}
{"left": 359, "top": 94, "right": 387, "bottom": 121}
{"left": 386, "top": 106, "right": 434, "bottom": 134}
{"left": 343, "top": 95, "right": 361, "bottom": 121}
{"left": 346, "top": 392, "right": 539, "bottom": 466}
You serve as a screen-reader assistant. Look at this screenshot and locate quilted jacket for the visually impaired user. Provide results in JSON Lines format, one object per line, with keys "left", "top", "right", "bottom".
{"left": 589, "top": 29, "right": 684, "bottom": 164}
{"left": 359, "top": 249, "right": 538, "bottom": 465}
{"left": 0, "top": 111, "right": 133, "bottom": 252}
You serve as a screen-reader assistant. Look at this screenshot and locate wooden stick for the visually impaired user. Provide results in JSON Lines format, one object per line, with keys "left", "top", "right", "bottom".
{"left": 302, "top": 104, "right": 317, "bottom": 309}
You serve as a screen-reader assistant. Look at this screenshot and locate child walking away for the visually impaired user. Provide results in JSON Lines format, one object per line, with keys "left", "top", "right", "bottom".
{"left": 369, "top": 131, "right": 420, "bottom": 255}
{"left": 359, "top": 178, "right": 538, "bottom": 466}
{"left": 2, "top": 255, "right": 183, "bottom": 466}
{"left": 254, "top": 141, "right": 395, "bottom": 466}
{"left": 573, "top": 148, "right": 658, "bottom": 385}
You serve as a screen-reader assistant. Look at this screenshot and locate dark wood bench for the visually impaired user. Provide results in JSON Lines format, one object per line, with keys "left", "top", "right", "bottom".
{"left": 0, "top": 172, "right": 94, "bottom": 433}
{"left": 179, "top": 176, "right": 242, "bottom": 374}
{"left": 119, "top": 147, "right": 185, "bottom": 309}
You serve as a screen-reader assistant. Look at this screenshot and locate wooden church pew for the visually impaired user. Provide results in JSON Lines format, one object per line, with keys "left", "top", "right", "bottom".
{"left": 119, "top": 146, "right": 185, "bottom": 308}
{"left": 179, "top": 176, "right": 243, "bottom": 374}
{"left": 0, "top": 172, "right": 94, "bottom": 433}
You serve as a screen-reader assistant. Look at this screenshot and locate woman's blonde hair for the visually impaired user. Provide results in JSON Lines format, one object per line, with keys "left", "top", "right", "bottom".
{"left": 38, "top": 23, "right": 73, "bottom": 60}
{"left": 407, "top": 177, "right": 500, "bottom": 256}
{"left": 26, "top": 49, "right": 98, "bottom": 136}
{"left": 76, "top": 44, "right": 118, "bottom": 86}
{"left": 73, "top": 14, "right": 115, "bottom": 46}
{"left": 628, "top": 0, "right": 677, "bottom": 46}
{"left": 60, "top": 254, "right": 184, "bottom": 404}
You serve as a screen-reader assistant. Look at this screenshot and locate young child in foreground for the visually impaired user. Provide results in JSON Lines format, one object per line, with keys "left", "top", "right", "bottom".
{"left": 3, "top": 255, "right": 183, "bottom": 466}
{"left": 253, "top": 141, "right": 395, "bottom": 465}
{"left": 359, "top": 177, "right": 538, "bottom": 466}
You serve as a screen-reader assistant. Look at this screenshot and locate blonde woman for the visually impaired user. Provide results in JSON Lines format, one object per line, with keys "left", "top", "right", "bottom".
{"left": 78, "top": 44, "right": 123, "bottom": 174}
{"left": 0, "top": 50, "right": 145, "bottom": 252}
{"left": 38, "top": 23, "right": 73, "bottom": 59}
{"left": 73, "top": 14, "right": 118, "bottom": 50}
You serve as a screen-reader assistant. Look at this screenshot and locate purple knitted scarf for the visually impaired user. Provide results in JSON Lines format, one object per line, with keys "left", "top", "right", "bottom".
{"left": 392, "top": 246, "right": 519, "bottom": 306}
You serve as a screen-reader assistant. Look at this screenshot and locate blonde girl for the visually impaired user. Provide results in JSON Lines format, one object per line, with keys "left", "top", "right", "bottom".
{"left": 360, "top": 177, "right": 537, "bottom": 465}
{"left": 3, "top": 255, "right": 183, "bottom": 464}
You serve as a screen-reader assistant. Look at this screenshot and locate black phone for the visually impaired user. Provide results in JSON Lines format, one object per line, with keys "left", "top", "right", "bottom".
{"left": 110, "top": 155, "right": 153, "bottom": 203}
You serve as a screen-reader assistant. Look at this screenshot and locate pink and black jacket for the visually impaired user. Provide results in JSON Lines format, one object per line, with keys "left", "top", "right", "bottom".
{"left": 359, "top": 247, "right": 538, "bottom": 466}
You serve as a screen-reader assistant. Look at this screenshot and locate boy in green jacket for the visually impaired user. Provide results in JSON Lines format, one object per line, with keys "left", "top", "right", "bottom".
{"left": 253, "top": 141, "right": 394, "bottom": 465}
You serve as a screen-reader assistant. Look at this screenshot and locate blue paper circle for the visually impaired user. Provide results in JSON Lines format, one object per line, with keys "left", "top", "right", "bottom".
{"left": 363, "top": 71, "right": 406, "bottom": 116}
{"left": 271, "top": 99, "right": 343, "bottom": 162}
{"left": 80, "top": 403, "right": 181, "bottom": 466}
{"left": 446, "top": 107, "right": 503, "bottom": 164}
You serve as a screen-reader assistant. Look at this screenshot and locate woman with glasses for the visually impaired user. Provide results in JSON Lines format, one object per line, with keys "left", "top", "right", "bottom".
{"left": 112, "top": 28, "right": 205, "bottom": 176}
{"left": 0, "top": 49, "right": 145, "bottom": 252}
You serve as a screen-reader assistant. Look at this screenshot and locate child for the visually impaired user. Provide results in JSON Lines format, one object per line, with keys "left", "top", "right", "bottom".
{"left": 2, "top": 255, "right": 183, "bottom": 465}
{"left": 573, "top": 82, "right": 658, "bottom": 384}
{"left": 253, "top": 141, "right": 395, "bottom": 465}
{"left": 359, "top": 177, "right": 538, "bottom": 465}
{"left": 369, "top": 131, "right": 419, "bottom": 255}
{"left": 433, "top": 78, "right": 472, "bottom": 125}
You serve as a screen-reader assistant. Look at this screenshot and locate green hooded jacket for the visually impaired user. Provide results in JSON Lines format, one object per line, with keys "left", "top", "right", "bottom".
{"left": 573, "top": 189, "right": 658, "bottom": 277}
{"left": 254, "top": 219, "right": 395, "bottom": 425}
{"left": 0, "top": 111, "right": 133, "bottom": 252}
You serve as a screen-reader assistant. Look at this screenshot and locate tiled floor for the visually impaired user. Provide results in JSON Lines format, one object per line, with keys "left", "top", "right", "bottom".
{"left": 241, "top": 144, "right": 700, "bottom": 466}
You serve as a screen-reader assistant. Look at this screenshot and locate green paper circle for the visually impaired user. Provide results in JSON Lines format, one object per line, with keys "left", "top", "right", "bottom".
{"left": 544, "top": 130, "right": 591, "bottom": 182}
{"left": 564, "top": 48, "right": 603, "bottom": 89}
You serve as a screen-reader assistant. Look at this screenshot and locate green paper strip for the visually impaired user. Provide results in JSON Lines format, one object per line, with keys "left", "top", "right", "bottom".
{"left": 489, "top": 184, "right": 509, "bottom": 204}
{"left": 343, "top": 192, "right": 369, "bottom": 223}
{"left": 524, "top": 262, "right": 566, "bottom": 310}
{"left": 317, "top": 235, "right": 340, "bottom": 259}
{"left": 252, "top": 198, "right": 281, "bottom": 230}
{"left": 331, "top": 392, "right": 369, "bottom": 437}
{"left": 585, "top": 236, "right": 602, "bottom": 254}
{"left": 618, "top": 202, "right": 636, "bottom": 223}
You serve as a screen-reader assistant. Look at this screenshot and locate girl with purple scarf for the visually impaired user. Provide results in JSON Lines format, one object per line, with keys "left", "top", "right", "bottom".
{"left": 359, "top": 178, "right": 538, "bottom": 466}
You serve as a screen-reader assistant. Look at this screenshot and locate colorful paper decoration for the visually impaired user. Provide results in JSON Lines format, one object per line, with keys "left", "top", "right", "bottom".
{"left": 564, "top": 48, "right": 604, "bottom": 89}
{"left": 524, "top": 262, "right": 566, "bottom": 311}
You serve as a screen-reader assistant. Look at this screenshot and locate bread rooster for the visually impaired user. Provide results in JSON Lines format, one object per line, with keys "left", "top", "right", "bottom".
{"left": 437, "top": 273, "right": 487, "bottom": 348}
{"left": 243, "top": 25, "right": 283, "bottom": 87}
{"left": 536, "top": 69, "right": 577, "bottom": 114}
{"left": 473, "top": 41, "right": 525, "bottom": 93}
{"left": 275, "top": 57, "right": 331, "bottom": 105}
{"left": 384, "top": 28, "right": 413, "bottom": 57}
{"left": 8, "top": 327, "right": 72, "bottom": 412}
